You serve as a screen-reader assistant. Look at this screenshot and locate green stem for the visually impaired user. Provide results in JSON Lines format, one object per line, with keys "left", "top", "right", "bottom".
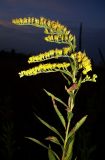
{"left": 61, "top": 54, "right": 76, "bottom": 159}
{"left": 61, "top": 95, "right": 74, "bottom": 160}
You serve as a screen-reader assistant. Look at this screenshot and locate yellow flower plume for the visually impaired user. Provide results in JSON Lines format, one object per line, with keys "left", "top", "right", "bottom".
{"left": 19, "top": 62, "right": 70, "bottom": 78}
{"left": 44, "top": 34, "right": 75, "bottom": 45}
{"left": 12, "top": 17, "right": 69, "bottom": 35}
{"left": 71, "top": 51, "right": 92, "bottom": 74}
{"left": 12, "top": 16, "right": 97, "bottom": 82}
{"left": 28, "top": 47, "right": 72, "bottom": 63}
{"left": 12, "top": 17, "right": 76, "bottom": 49}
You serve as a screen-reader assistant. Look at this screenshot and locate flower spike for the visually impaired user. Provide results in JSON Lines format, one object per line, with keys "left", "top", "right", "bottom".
{"left": 19, "top": 62, "right": 70, "bottom": 78}
{"left": 28, "top": 47, "right": 72, "bottom": 64}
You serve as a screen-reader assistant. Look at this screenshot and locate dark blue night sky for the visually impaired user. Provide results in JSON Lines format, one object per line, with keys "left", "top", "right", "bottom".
{"left": 0, "top": 0, "right": 105, "bottom": 64}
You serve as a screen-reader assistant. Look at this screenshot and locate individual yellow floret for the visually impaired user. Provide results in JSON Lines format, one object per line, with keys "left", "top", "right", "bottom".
{"left": 92, "top": 74, "right": 97, "bottom": 82}
{"left": 82, "top": 74, "right": 97, "bottom": 83}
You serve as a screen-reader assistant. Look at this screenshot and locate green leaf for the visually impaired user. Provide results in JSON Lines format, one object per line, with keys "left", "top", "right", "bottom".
{"left": 69, "top": 57, "right": 75, "bottom": 73}
{"left": 45, "top": 136, "right": 61, "bottom": 146}
{"left": 59, "top": 69, "right": 72, "bottom": 79}
{"left": 52, "top": 98, "right": 66, "bottom": 129}
{"left": 68, "top": 115, "right": 88, "bottom": 139}
{"left": 60, "top": 71, "right": 71, "bottom": 85}
{"left": 67, "top": 111, "right": 73, "bottom": 122}
{"left": 74, "top": 157, "right": 77, "bottom": 160}
{"left": 64, "top": 135, "right": 75, "bottom": 160}
{"left": 75, "top": 75, "right": 82, "bottom": 95}
{"left": 78, "top": 75, "right": 82, "bottom": 87}
{"left": 35, "top": 114, "right": 64, "bottom": 142}
{"left": 48, "top": 145, "right": 58, "bottom": 160}
{"left": 26, "top": 137, "right": 60, "bottom": 160}
{"left": 25, "top": 137, "right": 48, "bottom": 149}
{"left": 72, "top": 36, "right": 76, "bottom": 52}
{"left": 45, "top": 135, "right": 63, "bottom": 151}
{"left": 44, "top": 89, "right": 68, "bottom": 108}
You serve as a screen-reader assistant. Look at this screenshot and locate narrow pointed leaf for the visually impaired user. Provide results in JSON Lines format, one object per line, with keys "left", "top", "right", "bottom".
{"left": 48, "top": 146, "right": 58, "bottom": 160}
{"left": 75, "top": 76, "right": 82, "bottom": 95}
{"left": 25, "top": 137, "right": 48, "bottom": 149}
{"left": 59, "top": 69, "right": 72, "bottom": 79}
{"left": 64, "top": 135, "right": 75, "bottom": 160}
{"left": 35, "top": 114, "right": 64, "bottom": 142}
{"left": 60, "top": 71, "right": 71, "bottom": 85}
{"left": 72, "top": 36, "right": 76, "bottom": 52}
{"left": 45, "top": 136, "right": 61, "bottom": 146}
{"left": 78, "top": 75, "right": 82, "bottom": 87}
{"left": 52, "top": 98, "right": 66, "bottom": 129}
{"left": 67, "top": 111, "right": 73, "bottom": 122}
{"left": 74, "top": 157, "right": 77, "bottom": 160}
{"left": 26, "top": 137, "right": 60, "bottom": 160}
{"left": 44, "top": 89, "right": 68, "bottom": 108}
{"left": 68, "top": 115, "right": 88, "bottom": 139}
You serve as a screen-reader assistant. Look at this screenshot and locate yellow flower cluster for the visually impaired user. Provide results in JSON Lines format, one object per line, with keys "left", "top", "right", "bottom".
{"left": 44, "top": 34, "right": 74, "bottom": 44}
{"left": 28, "top": 47, "right": 72, "bottom": 63}
{"left": 92, "top": 74, "right": 97, "bottom": 82}
{"left": 82, "top": 74, "right": 97, "bottom": 83}
{"left": 12, "top": 17, "right": 75, "bottom": 48}
{"left": 12, "top": 17, "right": 70, "bottom": 35}
{"left": 71, "top": 51, "right": 92, "bottom": 74}
{"left": 12, "top": 16, "right": 97, "bottom": 81}
{"left": 19, "top": 62, "right": 70, "bottom": 78}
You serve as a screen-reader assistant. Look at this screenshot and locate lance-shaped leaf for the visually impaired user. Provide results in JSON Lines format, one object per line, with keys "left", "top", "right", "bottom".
{"left": 26, "top": 137, "right": 60, "bottom": 160}
{"left": 48, "top": 145, "right": 60, "bottom": 160}
{"left": 59, "top": 69, "right": 72, "bottom": 79}
{"left": 45, "top": 136, "right": 61, "bottom": 146}
{"left": 44, "top": 89, "right": 68, "bottom": 108}
{"left": 52, "top": 98, "right": 66, "bottom": 129}
{"left": 60, "top": 71, "right": 71, "bottom": 85}
{"left": 67, "top": 115, "right": 88, "bottom": 140}
{"left": 72, "top": 36, "right": 76, "bottom": 52}
{"left": 75, "top": 75, "right": 82, "bottom": 96}
{"left": 64, "top": 135, "right": 75, "bottom": 160}
{"left": 35, "top": 114, "right": 64, "bottom": 143}
{"left": 25, "top": 137, "right": 48, "bottom": 149}
{"left": 67, "top": 111, "right": 73, "bottom": 124}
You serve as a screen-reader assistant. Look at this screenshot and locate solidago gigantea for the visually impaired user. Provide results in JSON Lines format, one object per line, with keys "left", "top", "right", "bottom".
{"left": 12, "top": 17, "right": 97, "bottom": 160}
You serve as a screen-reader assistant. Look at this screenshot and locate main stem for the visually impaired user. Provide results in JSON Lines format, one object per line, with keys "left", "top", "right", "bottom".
{"left": 61, "top": 94, "right": 74, "bottom": 160}
{"left": 61, "top": 58, "right": 76, "bottom": 160}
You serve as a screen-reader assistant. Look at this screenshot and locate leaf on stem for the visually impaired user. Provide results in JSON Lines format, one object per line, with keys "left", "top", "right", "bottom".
{"left": 26, "top": 137, "right": 60, "bottom": 160}
{"left": 59, "top": 69, "right": 72, "bottom": 79}
{"left": 60, "top": 71, "right": 71, "bottom": 85}
{"left": 64, "top": 135, "right": 75, "bottom": 160}
{"left": 67, "top": 111, "right": 73, "bottom": 123}
{"left": 44, "top": 89, "right": 68, "bottom": 108}
{"left": 35, "top": 114, "right": 64, "bottom": 142}
{"left": 45, "top": 136, "right": 61, "bottom": 146}
{"left": 25, "top": 137, "right": 48, "bottom": 149}
{"left": 68, "top": 115, "right": 88, "bottom": 139}
{"left": 48, "top": 145, "right": 60, "bottom": 160}
{"left": 52, "top": 98, "right": 66, "bottom": 129}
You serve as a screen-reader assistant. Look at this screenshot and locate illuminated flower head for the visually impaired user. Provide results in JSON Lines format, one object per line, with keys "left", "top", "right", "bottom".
{"left": 19, "top": 63, "right": 70, "bottom": 78}
{"left": 71, "top": 51, "right": 92, "bottom": 74}
{"left": 12, "top": 17, "right": 97, "bottom": 83}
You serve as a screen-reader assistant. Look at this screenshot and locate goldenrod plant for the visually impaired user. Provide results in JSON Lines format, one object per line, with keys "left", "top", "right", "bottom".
{"left": 12, "top": 17, "right": 97, "bottom": 160}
